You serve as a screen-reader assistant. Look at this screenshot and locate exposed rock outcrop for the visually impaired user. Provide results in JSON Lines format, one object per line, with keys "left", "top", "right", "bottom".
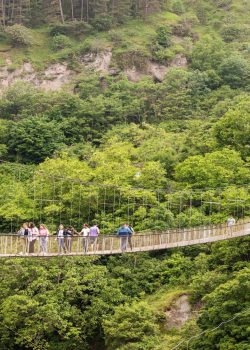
{"left": 0, "top": 60, "right": 73, "bottom": 91}
{"left": 0, "top": 50, "right": 187, "bottom": 91}
{"left": 165, "top": 294, "right": 192, "bottom": 329}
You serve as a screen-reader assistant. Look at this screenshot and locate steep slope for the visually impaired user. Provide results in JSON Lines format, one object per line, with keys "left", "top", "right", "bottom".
{"left": 0, "top": 0, "right": 249, "bottom": 90}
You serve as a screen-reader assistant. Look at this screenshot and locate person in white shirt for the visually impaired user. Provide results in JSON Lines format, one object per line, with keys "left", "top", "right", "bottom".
{"left": 81, "top": 224, "right": 90, "bottom": 253}
{"left": 28, "top": 222, "right": 39, "bottom": 253}
{"left": 227, "top": 217, "right": 236, "bottom": 235}
{"left": 57, "top": 224, "right": 66, "bottom": 254}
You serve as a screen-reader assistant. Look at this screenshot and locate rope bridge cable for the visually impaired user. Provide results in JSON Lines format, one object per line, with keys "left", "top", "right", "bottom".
{"left": 1, "top": 160, "right": 249, "bottom": 233}
{"left": 170, "top": 308, "right": 250, "bottom": 350}
{"left": 0, "top": 220, "right": 249, "bottom": 257}
{"left": 1, "top": 159, "right": 250, "bottom": 193}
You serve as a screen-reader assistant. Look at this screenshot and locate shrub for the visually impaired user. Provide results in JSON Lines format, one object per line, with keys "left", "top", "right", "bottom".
{"left": 213, "top": 0, "right": 232, "bottom": 9}
{"left": 219, "top": 55, "right": 250, "bottom": 88}
{"left": 171, "top": 0, "right": 185, "bottom": 15}
{"left": 5, "top": 24, "right": 34, "bottom": 47}
{"left": 52, "top": 34, "right": 72, "bottom": 51}
{"left": 49, "top": 21, "right": 92, "bottom": 37}
{"left": 221, "top": 25, "right": 242, "bottom": 42}
{"left": 91, "top": 15, "right": 113, "bottom": 31}
{"left": 152, "top": 47, "right": 175, "bottom": 64}
{"left": 114, "top": 49, "right": 150, "bottom": 70}
{"left": 156, "top": 26, "right": 172, "bottom": 48}
{"left": 172, "top": 14, "right": 199, "bottom": 37}
{"left": 103, "top": 301, "right": 160, "bottom": 350}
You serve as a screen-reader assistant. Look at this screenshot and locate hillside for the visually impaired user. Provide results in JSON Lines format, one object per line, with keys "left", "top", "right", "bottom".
{"left": 0, "top": 0, "right": 249, "bottom": 349}
{"left": 0, "top": 0, "right": 249, "bottom": 88}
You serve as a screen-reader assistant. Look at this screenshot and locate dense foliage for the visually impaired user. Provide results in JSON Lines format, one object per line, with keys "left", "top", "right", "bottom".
{"left": 0, "top": 0, "right": 249, "bottom": 349}
{"left": 0, "top": 237, "right": 249, "bottom": 349}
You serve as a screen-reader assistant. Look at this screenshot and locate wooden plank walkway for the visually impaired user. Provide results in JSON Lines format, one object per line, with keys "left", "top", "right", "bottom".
{"left": 0, "top": 221, "right": 249, "bottom": 257}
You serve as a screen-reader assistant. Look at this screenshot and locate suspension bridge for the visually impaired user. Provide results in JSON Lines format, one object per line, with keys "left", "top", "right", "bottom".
{"left": 0, "top": 220, "right": 249, "bottom": 257}
{"left": 0, "top": 160, "right": 249, "bottom": 257}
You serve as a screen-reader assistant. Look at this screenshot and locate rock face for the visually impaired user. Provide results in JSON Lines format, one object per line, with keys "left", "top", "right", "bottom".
{"left": 165, "top": 294, "right": 192, "bottom": 329}
{"left": 81, "top": 49, "right": 113, "bottom": 73}
{"left": 0, "top": 60, "right": 73, "bottom": 92}
{"left": 0, "top": 50, "right": 187, "bottom": 92}
{"left": 124, "top": 54, "right": 187, "bottom": 82}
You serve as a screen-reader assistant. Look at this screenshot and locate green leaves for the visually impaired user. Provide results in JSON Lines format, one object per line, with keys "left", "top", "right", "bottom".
{"left": 175, "top": 149, "right": 249, "bottom": 188}
{"left": 7, "top": 116, "right": 66, "bottom": 163}
{"left": 103, "top": 301, "right": 160, "bottom": 350}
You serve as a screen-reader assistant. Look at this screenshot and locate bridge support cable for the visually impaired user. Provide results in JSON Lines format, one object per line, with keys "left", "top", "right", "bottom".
{"left": 0, "top": 221, "right": 249, "bottom": 257}
{"left": 0, "top": 160, "right": 249, "bottom": 234}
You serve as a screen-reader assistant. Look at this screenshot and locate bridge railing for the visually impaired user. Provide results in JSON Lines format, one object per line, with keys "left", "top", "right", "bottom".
{"left": 0, "top": 221, "right": 248, "bottom": 256}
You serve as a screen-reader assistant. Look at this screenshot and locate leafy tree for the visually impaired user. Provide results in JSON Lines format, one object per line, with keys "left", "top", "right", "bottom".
{"left": 0, "top": 82, "right": 48, "bottom": 120}
{"left": 103, "top": 301, "right": 160, "bottom": 350}
{"left": 191, "top": 268, "right": 250, "bottom": 350}
{"left": 213, "top": 97, "right": 250, "bottom": 158}
{"left": 7, "top": 116, "right": 66, "bottom": 163}
{"left": 175, "top": 149, "right": 249, "bottom": 188}
{"left": 218, "top": 55, "right": 250, "bottom": 89}
{"left": 156, "top": 26, "right": 172, "bottom": 48}
{"left": 190, "top": 35, "right": 226, "bottom": 71}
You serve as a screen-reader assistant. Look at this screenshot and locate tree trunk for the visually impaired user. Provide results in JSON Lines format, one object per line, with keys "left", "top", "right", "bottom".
{"left": 80, "top": 0, "right": 83, "bottom": 21}
{"left": 86, "top": 0, "right": 89, "bottom": 22}
{"left": 1, "top": 0, "right": 5, "bottom": 27}
{"left": 58, "top": 0, "right": 64, "bottom": 23}
{"left": 70, "top": 0, "right": 74, "bottom": 20}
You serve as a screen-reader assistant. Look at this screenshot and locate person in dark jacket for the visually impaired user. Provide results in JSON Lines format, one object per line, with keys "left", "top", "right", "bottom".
{"left": 64, "top": 226, "right": 76, "bottom": 253}
{"left": 117, "top": 224, "right": 133, "bottom": 252}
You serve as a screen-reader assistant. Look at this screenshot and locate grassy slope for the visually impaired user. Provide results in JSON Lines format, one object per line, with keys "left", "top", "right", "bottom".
{"left": 0, "top": 0, "right": 248, "bottom": 72}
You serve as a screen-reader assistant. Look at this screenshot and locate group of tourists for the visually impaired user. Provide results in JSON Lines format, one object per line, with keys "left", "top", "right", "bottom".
{"left": 17, "top": 222, "right": 134, "bottom": 255}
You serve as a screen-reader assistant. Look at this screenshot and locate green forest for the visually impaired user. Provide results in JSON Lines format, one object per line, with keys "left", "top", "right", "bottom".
{"left": 0, "top": 0, "right": 249, "bottom": 348}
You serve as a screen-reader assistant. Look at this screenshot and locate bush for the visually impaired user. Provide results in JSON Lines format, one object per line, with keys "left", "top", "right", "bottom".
{"left": 152, "top": 47, "right": 175, "bottom": 64}
{"left": 172, "top": 14, "right": 199, "bottom": 37}
{"left": 49, "top": 21, "right": 92, "bottom": 37}
{"left": 156, "top": 26, "right": 172, "bottom": 48}
{"left": 52, "top": 34, "right": 72, "bottom": 51}
{"left": 114, "top": 49, "right": 149, "bottom": 70}
{"left": 103, "top": 301, "right": 160, "bottom": 350}
{"left": 219, "top": 55, "right": 250, "bottom": 89}
{"left": 5, "top": 24, "right": 34, "bottom": 47}
{"left": 221, "top": 25, "right": 242, "bottom": 42}
{"left": 213, "top": 0, "right": 232, "bottom": 9}
{"left": 171, "top": 0, "right": 185, "bottom": 15}
{"left": 91, "top": 15, "right": 113, "bottom": 31}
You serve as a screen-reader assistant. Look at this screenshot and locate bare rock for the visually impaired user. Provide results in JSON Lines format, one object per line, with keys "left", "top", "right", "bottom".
{"left": 171, "top": 54, "right": 188, "bottom": 68}
{"left": 0, "top": 62, "right": 73, "bottom": 92}
{"left": 81, "top": 49, "right": 112, "bottom": 73}
{"left": 147, "top": 63, "right": 169, "bottom": 82}
{"left": 165, "top": 294, "right": 192, "bottom": 329}
{"left": 125, "top": 67, "right": 144, "bottom": 82}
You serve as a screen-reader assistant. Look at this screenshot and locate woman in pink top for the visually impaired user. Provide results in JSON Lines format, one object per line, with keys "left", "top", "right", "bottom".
{"left": 39, "top": 224, "right": 49, "bottom": 255}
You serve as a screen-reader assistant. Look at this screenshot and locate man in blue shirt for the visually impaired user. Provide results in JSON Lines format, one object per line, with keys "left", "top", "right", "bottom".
{"left": 117, "top": 224, "right": 133, "bottom": 252}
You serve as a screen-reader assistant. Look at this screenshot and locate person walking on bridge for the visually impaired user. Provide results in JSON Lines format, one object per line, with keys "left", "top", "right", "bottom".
{"left": 89, "top": 224, "right": 99, "bottom": 251}
{"left": 17, "top": 223, "right": 29, "bottom": 255}
{"left": 227, "top": 216, "right": 236, "bottom": 236}
{"left": 56, "top": 224, "right": 66, "bottom": 254}
{"left": 39, "top": 224, "right": 49, "bottom": 255}
{"left": 117, "top": 224, "right": 133, "bottom": 252}
{"left": 28, "top": 222, "right": 39, "bottom": 254}
{"left": 81, "top": 224, "right": 90, "bottom": 253}
{"left": 65, "top": 226, "right": 76, "bottom": 253}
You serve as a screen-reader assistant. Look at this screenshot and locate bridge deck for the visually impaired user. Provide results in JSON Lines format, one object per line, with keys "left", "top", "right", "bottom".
{"left": 0, "top": 222, "right": 249, "bottom": 257}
